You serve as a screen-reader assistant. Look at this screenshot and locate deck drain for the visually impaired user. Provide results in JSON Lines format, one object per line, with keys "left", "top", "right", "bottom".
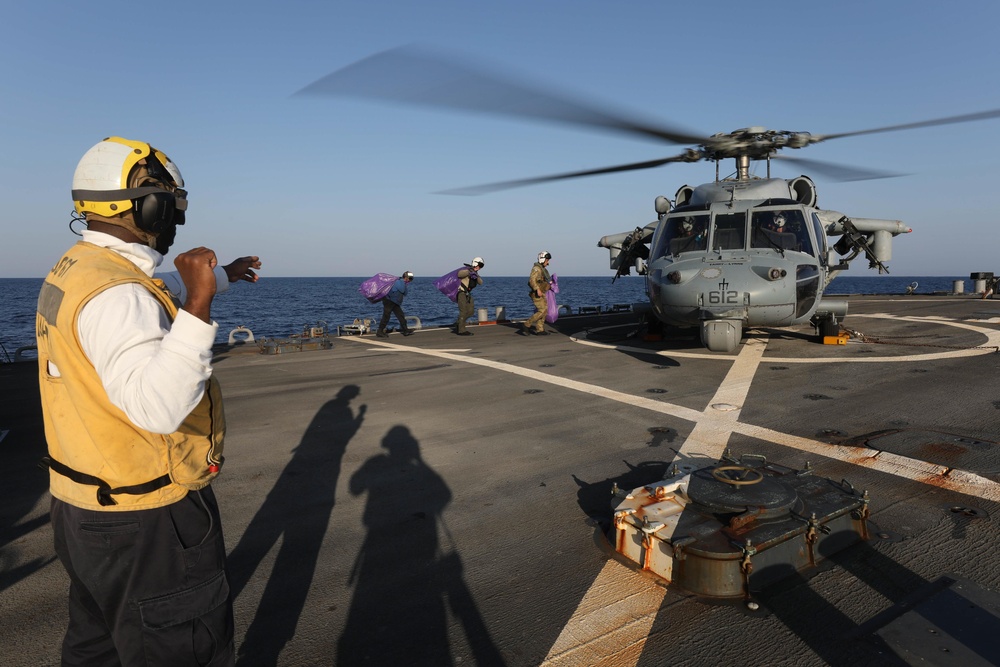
{"left": 646, "top": 388, "right": 667, "bottom": 394}
{"left": 804, "top": 394, "right": 832, "bottom": 401}
{"left": 950, "top": 505, "right": 988, "bottom": 519}
{"left": 523, "top": 389, "right": 544, "bottom": 394}
{"left": 769, "top": 366, "right": 789, "bottom": 371}
{"left": 539, "top": 363, "right": 555, "bottom": 368}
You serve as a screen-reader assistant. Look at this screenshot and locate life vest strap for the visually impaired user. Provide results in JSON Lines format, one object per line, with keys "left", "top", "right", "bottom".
{"left": 39, "top": 456, "right": 172, "bottom": 507}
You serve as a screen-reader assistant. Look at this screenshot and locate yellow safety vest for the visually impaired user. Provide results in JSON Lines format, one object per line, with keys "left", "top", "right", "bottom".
{"left": 36, "top": 241, "right": 225, "bottom": 510}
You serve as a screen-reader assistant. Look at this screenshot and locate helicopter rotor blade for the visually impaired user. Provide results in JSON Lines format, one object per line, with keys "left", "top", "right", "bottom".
{"left": 436, "top": 154, "right": 696, "bottom": 196}
{"left": 772, "top": 155, "right": 905, "bottom": 182}
{"left": 811, "top": 108, "right": 1000, "bottom": 143}
{"left": 297, "top": 46, "right": 709, "bottom": 146}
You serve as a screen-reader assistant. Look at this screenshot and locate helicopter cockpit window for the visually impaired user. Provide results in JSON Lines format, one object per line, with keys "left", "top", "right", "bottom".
{"left": 712, "top": 213, "right": 746, "bottom": 251}
{"left": 653, "top": 214, "right": 709, "bottom": 257}
{"left": 750, "top": 209, "right": 813, "bottom": 255}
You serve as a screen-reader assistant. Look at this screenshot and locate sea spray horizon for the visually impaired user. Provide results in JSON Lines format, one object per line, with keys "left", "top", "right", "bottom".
{"left": 0, "top": 274, "right": 976, "bottom": 357}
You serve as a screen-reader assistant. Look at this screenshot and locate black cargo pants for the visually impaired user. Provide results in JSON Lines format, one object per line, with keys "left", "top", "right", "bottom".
{"left": 51, "top": 487, "right": 234, "bottom": 666}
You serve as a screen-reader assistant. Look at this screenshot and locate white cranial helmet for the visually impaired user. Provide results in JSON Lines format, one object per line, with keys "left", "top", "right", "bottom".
{"left": 538, "top": 251, "right": 551, "bottom": 263}
{"left": 471, "top": 257, "right": 485, "bottom": 269}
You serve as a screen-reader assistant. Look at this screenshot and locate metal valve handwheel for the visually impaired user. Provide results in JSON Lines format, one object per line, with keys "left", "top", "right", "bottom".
{"left": 711, "top": 465, "right": 764, "bottom": 487}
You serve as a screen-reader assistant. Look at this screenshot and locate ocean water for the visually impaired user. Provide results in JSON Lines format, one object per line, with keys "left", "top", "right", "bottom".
{"left": 0, "top": 274, "right": 975, "bottom": 358}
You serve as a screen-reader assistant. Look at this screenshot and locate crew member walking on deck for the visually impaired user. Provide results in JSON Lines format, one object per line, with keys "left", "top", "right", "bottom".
{"left": 36, "top": 136, "right": 261, "bottom": 666}
{"left": 376, "top": 271, "right": 414, "bottom": 337}
{"left": 455, "top": 257, "right": 484, "bottom": 336}
{"left": 522, "top": 251, "right": 553, "bottom": 335}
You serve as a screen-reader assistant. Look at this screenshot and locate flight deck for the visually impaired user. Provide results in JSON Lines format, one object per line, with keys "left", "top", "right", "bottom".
{"left": 2, "top": 293, "right": 1000, "bottom": 666}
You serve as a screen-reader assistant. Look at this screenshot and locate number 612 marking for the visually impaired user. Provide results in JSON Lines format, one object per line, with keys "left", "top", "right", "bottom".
{"left": 707, "top": 291, "right": 739, "bottom": 305}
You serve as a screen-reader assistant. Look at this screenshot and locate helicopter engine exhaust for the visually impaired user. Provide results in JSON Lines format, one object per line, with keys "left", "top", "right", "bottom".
{"left": 788, "top": 176, "right": 817, "bottom": 207}
{"left": 674, "top": 185, "right": 695, "bottom": 208}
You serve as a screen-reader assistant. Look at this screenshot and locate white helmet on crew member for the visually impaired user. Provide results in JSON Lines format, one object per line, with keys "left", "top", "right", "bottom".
{"left": 471, "top": 257, "right": 485, "bottom": 269}
{"left": 537, "top": 251, "right": 552, "bottom": 263}
{"left": 71, "top": 136, "right": 187, "bottom": 241}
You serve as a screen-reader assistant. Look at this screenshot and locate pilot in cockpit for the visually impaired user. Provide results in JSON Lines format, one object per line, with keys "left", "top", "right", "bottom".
{"left": 766, "top": 211, "right": 788, "bottom": 232}
{"left": 679, "top": 217, "right": 705, "bottom": 240}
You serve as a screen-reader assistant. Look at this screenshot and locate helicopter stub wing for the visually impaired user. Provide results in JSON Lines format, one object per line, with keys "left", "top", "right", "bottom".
{"left": 598, "top": 222, "right": 658, "bottom": 280}
{"left": 818, "top": 210, "right": 912, "bottom": 275}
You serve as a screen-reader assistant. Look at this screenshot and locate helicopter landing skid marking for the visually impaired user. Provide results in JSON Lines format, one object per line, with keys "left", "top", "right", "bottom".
{"left": 572, "top": 314, "right": 1000, "bottom": 363}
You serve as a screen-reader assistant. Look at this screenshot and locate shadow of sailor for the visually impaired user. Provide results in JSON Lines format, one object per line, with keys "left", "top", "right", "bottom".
{"left": 339, "top": 425, "right": 506, "bottom": 666}
{"left": 229, "top": 384, "right": 365, "bottom": 665}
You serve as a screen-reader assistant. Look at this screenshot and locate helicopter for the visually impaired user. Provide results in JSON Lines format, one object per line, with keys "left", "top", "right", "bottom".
{"left": 298, "top": 47, "right": 1000, "bottom": 352}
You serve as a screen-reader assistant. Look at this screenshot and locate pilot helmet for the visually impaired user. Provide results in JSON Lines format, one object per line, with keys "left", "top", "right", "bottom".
{"left": 680, "top": 218, "right": 694, "bottom": 233}
{"left": 773, "top": 212, "right": 786, "bottom": 228}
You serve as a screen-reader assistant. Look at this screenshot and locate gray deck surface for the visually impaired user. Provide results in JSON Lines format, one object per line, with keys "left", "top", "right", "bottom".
{"left": 3, "top": 294, "right": 1000, "bottom": 666}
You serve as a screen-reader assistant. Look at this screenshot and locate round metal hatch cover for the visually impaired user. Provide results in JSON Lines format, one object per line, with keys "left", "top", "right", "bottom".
{"left": 686, "top": 467, "right": 799, "bottom": 516}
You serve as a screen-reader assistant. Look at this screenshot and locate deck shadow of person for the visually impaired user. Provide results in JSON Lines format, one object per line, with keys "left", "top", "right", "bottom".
{"left": 228, "top": 384, "right": 365, "bottom": 665}
{"left": 0, "top": 362, "right": 56, "bottom": 593}
{"left": 338, "top": 425, "right": 504, "bottom": 666}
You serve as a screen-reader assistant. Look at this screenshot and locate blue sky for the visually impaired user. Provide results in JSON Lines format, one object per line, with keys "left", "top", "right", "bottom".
{"left": 3, "top": 0, "right": 999, "bottom": 278}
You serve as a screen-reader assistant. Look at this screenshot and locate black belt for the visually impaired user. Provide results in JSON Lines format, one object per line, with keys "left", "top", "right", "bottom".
{"left": 39, "top": 456, "right": 172, "bottom": 507}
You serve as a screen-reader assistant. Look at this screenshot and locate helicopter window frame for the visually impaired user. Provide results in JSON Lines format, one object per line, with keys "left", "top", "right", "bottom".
{"left": 652, "top": 213, "right": 710, "bottom": 259}
{"left": 749, "top": 207, "right": 814, "bottom": 256}
{"left": 810, "top": 212, "right": 828, "bottom": 258}
{"left": 711, "top": 212, "right": 747, "bottom": 251}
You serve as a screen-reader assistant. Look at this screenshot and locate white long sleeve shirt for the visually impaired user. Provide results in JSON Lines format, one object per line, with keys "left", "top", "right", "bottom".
{"left": 52, "top": 230, "right": 230, "bottom": 434}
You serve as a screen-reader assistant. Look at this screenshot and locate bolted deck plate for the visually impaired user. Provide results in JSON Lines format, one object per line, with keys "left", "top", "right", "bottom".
{"left": 863, "top": 574, "right": 1000, "bottom": 666}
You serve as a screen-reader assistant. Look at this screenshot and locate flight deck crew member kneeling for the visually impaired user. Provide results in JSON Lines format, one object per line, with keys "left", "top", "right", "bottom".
{"left": 36, "top": 136, "right": 260, "bottom": 667}
{"left": 454, "top": 257, "right": 484, "bottom": 336}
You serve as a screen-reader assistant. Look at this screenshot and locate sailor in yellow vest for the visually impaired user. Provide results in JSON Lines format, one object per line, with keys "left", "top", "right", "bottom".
{"left": 36, "top": 137, "right": 260, "bottom": 666}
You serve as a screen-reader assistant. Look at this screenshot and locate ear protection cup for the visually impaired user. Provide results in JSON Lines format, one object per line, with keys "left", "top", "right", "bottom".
{"left": 133, "top": 191, "right": 176, "bottom": 234}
